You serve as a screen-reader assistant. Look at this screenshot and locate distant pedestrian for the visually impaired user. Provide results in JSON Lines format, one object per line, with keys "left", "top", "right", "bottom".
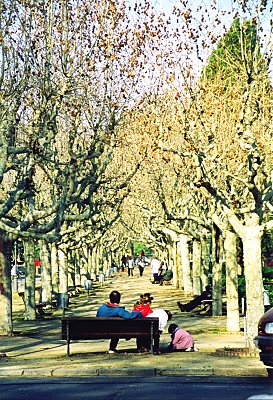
{"left": 150, "top": 256, "right": 161, "bottom": 282}
{"left": 140, "top": 250, "right": 145, "bottom": 258}
{"left": 121, "top": 254, "right": 127, "bottom": 272}
{"left": 128, "top": 256, "right": 134, "bottom": 276}
{"left": 138, "top": 258, "right": 145, "bottom": 277}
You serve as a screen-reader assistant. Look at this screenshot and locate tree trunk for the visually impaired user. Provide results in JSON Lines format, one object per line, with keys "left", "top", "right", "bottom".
{"left": 211, "top": 225, "right": 222, "bottom": 316}
{"left": 165, "top": 244, "right": 171, "bottom": 271}
{"left": 87, "top": 247, "right": 92, "bottom": 276}
{"left": 176, "top": 240, "right": 182, "bottom": 288}
{"left": 24, "top": 239, "right": 36, "bottom": 321}
{"left": 67, "top": 249, "right": 75, "bottom": 288}
{"left": 242, "top": 223, "right": 264, "bottom": 348}
{"left": 200, "top": 232, "right": 211, "bottom": 283}
{"left": 82, "top": 245, "right": 88, "bottom": 267}
{"left": 91, "top": 247, "right": 97, "bottom": 281}
{"left": 51, "top": 243, "right": 59, "bottom": 295}
{"left": 0, "top": 237, "right": 13, "bottom": 335}
{"left": 40, "top": 240, "right": 52, "bottom": 304}
{"left": 98, "top": 245, "right": 104, "bottom": 273}
{"left": 212, "top": 262, "right": 223, "bottom": 316}
{"left": 180, "top": 234, "right": 192, "bottom": 294}
{"left": 224, "top": 229, "right": 240, "bottom": 332}
{"left": 94, "top": 246, "right": 100, "bottom": 276}
{"left": 74, "top": 249, "right": 81, "bottom": 286}
{"left": 58, "top": 246, "right": 68, "bottom": 294}
{"left": 171, "top": 242, "right": 179, "bottom": 288}
{"left": 192, "top": 239, "right": 201, "bottom": 296}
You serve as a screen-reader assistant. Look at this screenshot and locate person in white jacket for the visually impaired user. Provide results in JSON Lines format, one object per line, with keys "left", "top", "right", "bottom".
{"left": 147, "top": 309, "right": 172, "bottom": 333}
{"left": 150, "top": 256, "right": 161, "bottom": 281}
{"left": 137, "top": 309, "right": 172, "bottom": 353}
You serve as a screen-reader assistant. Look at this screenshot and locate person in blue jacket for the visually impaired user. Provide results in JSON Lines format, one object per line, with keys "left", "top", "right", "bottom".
{"left": 96, "top": 290, "right": 142, "bottom": 353}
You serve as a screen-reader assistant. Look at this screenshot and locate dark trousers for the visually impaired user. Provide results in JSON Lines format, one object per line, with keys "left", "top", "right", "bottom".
{"left": 182, "top": 293, "right": 211, "bottom": 312}
{"left": 136, "top": 337, "right": 151, "bottom": 350}
{"left": 110, "top": 338, "right": 119, "bottom": 351}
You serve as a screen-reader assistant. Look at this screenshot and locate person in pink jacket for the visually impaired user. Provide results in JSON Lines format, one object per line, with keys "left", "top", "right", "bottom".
{"left": 166, "top": 323, "right": 198, "bottom": 352}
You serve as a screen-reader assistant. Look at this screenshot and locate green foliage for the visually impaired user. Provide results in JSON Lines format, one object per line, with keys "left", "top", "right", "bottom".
{"left": 238, "top": 275, "right": 246, "bottom": 299}
{"left": 262, "top": 230, "right": 273, "bottom": 261}
{"left": 133, "top": 241, "right": 152, "bottom": 257}
{"left": 260, "top": 229, "right": 273, "bottom": 302}
{"left": 263, "top": 266, "right": 273, "bottom": 280}
{"left": 202, "top": 17, "right": 259, "bottom": 81}
{"left": 221, "top": 271, "right": 246, "bottom": 299}
{"left": 262, "top": 230, "right": 273, "bottom": 303}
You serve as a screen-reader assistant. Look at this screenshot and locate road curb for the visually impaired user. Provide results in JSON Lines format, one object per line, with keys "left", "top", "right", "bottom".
{"left": 0, "top": 366, "right": 268, "bottom": 378}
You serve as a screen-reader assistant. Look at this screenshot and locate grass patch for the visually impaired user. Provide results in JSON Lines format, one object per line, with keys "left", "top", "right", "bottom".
{"left": 190, "top": 327, "right": 229, "bottom": 335}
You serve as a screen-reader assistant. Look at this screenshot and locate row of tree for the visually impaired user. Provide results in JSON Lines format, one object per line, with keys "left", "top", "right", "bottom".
{"left": 0, "top": 0, "right": 162, "bottom": 332}
{"left": 0, "top": 1, "right": 273, "bottom": 349}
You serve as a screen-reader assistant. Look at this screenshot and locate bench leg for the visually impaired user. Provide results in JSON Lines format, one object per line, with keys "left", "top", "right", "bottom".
{"left": 150, "top": 322, "right": 154, "bottom": 354}
{"left": 153, "top": 335, "right": 160, "bottom": 354}
{"left": 66, "top": 321, "right": 71, "bottom": 356}
{"left": 67, "top": 340, "right": 70, "bottom": 357}
{"left": 150, "top": 322, "right": 160, "bottom": 354}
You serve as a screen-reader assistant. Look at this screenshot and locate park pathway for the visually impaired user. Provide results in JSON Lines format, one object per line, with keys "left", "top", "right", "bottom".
{"left": 2, "top": 265, "right": 265, "bottom": 377}
{"left": 61, "top": 266, "right": 243, "bottom": 352}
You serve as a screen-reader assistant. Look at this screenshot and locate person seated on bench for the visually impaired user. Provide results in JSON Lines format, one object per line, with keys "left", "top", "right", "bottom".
{"left": 96, "top": 290, "right": 142, "bottom": 354}
{"left": 177, "top": 285, "right": 212, "bottom": 312}
{"left": 159, "top": 269, "right": 173, "bottom": 285}
{"left": 133, "top": 293, "right": 153, "bottom": 317}
{"left": 148, "top": 309, "right": 172, "bottom": 334}
{"left": 137, "top": 308, "right": 172, "bottom": 353}
{"left": 132, "top": 293, "right": 154, "bottom": 353}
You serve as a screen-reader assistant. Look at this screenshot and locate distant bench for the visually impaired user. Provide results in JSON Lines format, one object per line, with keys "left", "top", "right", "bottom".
{"left": 18, "top": 292, "right": 53, "bottom": 318}
{"left": 61, "top": 316, "right": 160, "bottom": 356}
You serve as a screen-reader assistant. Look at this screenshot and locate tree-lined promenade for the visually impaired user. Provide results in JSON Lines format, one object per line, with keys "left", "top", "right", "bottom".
{"left": 0, "top": 0, "right": 273, "bottom": 352}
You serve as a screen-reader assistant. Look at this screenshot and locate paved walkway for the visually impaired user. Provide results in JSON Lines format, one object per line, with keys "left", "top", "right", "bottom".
{"left": 0, "top": 268, "right": 268, "bottom": 378}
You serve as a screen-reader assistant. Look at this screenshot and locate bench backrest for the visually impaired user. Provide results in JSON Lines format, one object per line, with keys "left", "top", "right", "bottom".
{"left": 61, "top": 317, "right": 159, "bottom": 340}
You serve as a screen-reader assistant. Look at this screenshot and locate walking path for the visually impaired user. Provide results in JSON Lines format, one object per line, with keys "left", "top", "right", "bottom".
{"left": 0, "top": 267, "right": 268, "bottom": 378}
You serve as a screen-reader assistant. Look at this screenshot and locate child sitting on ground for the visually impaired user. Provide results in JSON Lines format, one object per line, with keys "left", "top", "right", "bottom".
{"left": 166, "top": 323, "right": 198, "bottom": 352}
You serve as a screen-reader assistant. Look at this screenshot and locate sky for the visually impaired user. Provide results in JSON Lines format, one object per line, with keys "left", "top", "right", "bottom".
{"left": 149, "top": 0, "right": 234, "bottom": 13}
{"left": 149, "top": 0, "right": 272, "bottom": 30}
{"left": 148, "top": 0, "right": 273, "bottom": 59}
{"left": 127, "top": 0, "right": 273, "bottom": 80}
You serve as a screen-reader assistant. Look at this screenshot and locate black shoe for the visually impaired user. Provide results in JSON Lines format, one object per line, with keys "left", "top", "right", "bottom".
{"left": 137, "top": 347, "right": 149, "bottom": 354}
{"left": 177, "top": 301, "right": 185, "bottom": 312}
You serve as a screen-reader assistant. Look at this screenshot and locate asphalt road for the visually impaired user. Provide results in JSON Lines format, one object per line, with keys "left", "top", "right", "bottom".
{"left": 0, "top": 376, "right": 272, "bottom": 400}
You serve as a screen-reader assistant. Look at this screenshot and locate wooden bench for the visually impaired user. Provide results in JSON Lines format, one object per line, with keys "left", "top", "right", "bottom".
{"left": 161, "top": 279, "right": 173, "bottom": 286}
{"left": 35, "top": 303, "right": 53, "bottom": 318}
{"left": 61, "top": 316, "right": 160, "bottom": 356}
{"left": 18, "top": 293, "right": 53, "bottom": 318}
